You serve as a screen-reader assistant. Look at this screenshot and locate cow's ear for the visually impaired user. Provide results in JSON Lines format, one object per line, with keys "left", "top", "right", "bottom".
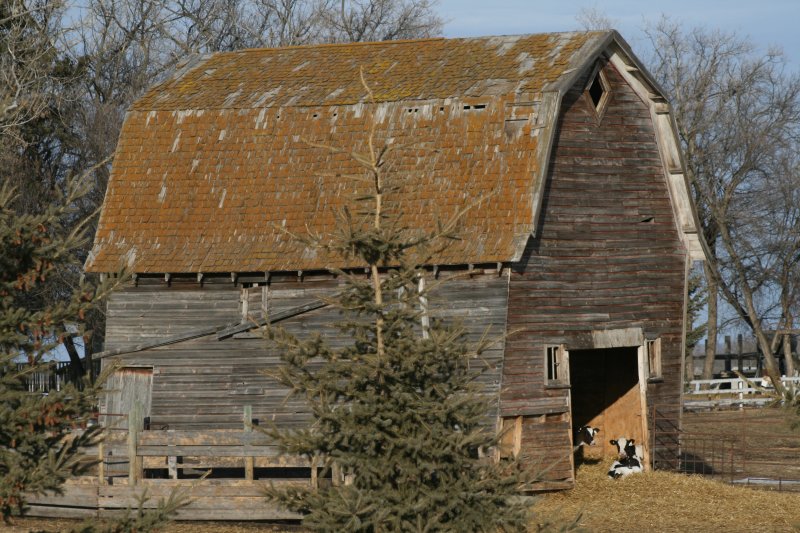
{"left": 629, "top": 439, "right": 635, "bottom": 444}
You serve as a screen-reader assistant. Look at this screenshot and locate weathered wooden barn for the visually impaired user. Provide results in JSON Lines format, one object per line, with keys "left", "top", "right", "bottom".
{"left": 84, "top": 30, "right": 706, "bottom": 492}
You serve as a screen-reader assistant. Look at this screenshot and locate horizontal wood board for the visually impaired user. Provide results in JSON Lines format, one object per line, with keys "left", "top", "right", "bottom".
{"left": 102, "top": 273, "right": 508, "bottom": 430}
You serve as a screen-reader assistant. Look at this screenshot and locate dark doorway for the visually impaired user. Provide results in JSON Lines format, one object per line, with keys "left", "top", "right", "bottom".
{"left": 569, "top": 347, "right": 643, "bottom": 458}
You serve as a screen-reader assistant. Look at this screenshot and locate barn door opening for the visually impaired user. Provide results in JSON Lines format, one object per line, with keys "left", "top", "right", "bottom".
{"left": 569, "top": 347, "right": 645, "bottom": 460}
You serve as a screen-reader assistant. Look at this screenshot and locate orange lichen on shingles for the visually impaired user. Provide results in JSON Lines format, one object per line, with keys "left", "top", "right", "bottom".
{"left": 87, "top": 32, "right": 605, "bottom": 274}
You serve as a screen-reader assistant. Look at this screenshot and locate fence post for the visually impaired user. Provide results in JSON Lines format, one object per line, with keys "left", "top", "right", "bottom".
{"left": 128, "top": 401, "right": 144, "bottom": 484}
{"left": 244, "top": 405, "right": 254, "bottom": 481}
{"left": 724, "top": 336, "right": 732, "bottom": 372}
{"left": 737, "top": 334, "right": 744, "bottom": 373}
{"left": 310, "top": 455, "right": 318, "bottom": 490}
{"left": 98, "top": 441, "right": 105, "bottom": 485}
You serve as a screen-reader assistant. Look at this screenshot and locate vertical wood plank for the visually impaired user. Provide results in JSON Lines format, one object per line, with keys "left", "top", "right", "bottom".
{"left": 98, "top": 442, "right": 105, "bottom": 485}
{"left": 637, "top": 346, "right": 651, "bottom": 471}
{"left": 128, "top": 401, "right": 143, "bottom": 484}
{"left": 244, "top": 405, "right": 254, "bottom": 481}
{"left": 513, "top": 415, "right": 522, "bottom": 458}
{"left": 168, "top": 455, "right": 177, "bottom": 480}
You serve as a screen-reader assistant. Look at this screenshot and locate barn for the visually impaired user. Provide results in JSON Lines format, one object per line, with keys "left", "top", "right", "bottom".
{"left": 85, "top": 30, "right": 706, "bottom": 491}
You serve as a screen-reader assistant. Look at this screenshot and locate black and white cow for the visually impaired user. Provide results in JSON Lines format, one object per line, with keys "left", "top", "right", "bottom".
{"left": 607, "top": 438, "right": 643, "bottom": 479}
{"left": 575, "top": 426, "right": 600, "bottom": 448}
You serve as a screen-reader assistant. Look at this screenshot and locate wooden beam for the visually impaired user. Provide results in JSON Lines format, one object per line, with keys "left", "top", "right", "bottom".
{"left": 216, "top": 299, "right": 328, "bottom": 340}
{"left": 95, "top": 323, "right": 234, "bottom": 359}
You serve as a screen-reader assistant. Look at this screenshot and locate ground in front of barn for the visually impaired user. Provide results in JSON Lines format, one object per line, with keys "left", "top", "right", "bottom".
{"left": 533, "top": 460, "right": 800, "bottom": 532}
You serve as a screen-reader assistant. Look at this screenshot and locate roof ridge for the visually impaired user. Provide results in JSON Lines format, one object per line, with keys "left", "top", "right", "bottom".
{"left": 210, "top": 30, "right": 605, "bottom": 56}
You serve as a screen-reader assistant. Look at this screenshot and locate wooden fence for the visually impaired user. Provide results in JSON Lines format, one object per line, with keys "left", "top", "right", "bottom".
{"left": 27, "top": 404, "right": 313, "bottom": 520}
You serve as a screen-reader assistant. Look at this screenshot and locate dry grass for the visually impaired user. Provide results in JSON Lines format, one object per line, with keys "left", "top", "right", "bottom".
{"left": 533, "top": 460, "right": 800, "bottom": 532}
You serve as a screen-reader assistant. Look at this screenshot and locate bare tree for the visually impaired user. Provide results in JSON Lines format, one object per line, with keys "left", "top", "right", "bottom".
{"left": 0, "top": 0, "right": 67, "bottom": 139}
{"left": 575, "top": 6, "right": 616, "bottom": 31}
{"left": 318, "top": 0, "right": 442, "bottom": 43}
{"left": 644, "top": 17, "right": 800, "bottom": 393}
{"left": 0, "top": 0, "right": 444, "bottom": 376}
{"left": 758, "top": 151, "right": 800, "bottom": 377}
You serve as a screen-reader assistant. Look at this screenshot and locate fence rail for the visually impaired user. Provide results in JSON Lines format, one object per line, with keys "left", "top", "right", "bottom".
{"left": 97, "top": 404, "right": 323, "bottom": 489}
{"left": 684, "top": 376, "right": 800, "bottom": 410}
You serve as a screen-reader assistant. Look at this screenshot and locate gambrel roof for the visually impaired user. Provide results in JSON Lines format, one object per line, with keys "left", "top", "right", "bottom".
{"left": 86, "top": 31, "right": 703, "bottom": 274}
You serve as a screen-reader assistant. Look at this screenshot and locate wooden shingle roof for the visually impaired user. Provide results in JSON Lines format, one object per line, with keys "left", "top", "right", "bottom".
{"left": 86, "top": 32, "right": 614, "bottom": 274}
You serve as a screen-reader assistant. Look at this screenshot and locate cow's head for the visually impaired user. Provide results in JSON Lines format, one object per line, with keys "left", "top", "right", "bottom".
{"left": 576, "top": 426, "right": 600, "bottom": 447}
{"left": 610, "top": 438, "right": 637, "bottom": 460}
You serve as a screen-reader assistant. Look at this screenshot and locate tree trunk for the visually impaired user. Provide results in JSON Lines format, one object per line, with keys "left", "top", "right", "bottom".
{"left": 702, "top": 262, "right": 718, "bottom": 380}
{"left": 62, "top": 330, "right": 85, "bottom": 387}
{"left": 83, "top": 332, "right": 95, "bottom": 383}
{"left": 781, "top": 307, "right": 796, "bottom": 378}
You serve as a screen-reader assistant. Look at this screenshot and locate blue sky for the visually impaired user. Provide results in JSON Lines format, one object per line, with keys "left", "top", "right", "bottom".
{"left": 438, "top": 1, "right": 800, "bottom": 69}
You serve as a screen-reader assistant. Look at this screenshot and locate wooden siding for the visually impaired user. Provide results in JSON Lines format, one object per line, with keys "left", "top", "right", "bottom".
{"left": 502, "top": 60, "right": 687, "bottom": 472}
{"left": 102, "top": 272, "right": 509, "bottom": 430}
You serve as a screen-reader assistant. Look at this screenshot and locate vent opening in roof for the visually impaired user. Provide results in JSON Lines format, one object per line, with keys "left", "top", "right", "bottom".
{"left": 587, "top": 67, "right": 610, "bottom": 116}
{"left": 589, "top": 76, "right": 603, "bottom": 107}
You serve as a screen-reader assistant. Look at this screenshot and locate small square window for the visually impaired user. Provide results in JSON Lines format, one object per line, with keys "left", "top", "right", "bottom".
{"left": 545, "top": 344, "right": 569, "bottom": 386}
{"left": 646, "top": 338, "right": 662, "bottom": 380}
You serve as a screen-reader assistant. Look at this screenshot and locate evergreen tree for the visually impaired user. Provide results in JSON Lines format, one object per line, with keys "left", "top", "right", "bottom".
{"left": 0, "top": 175, "right": 190, "bottom": 529}
{"left": 0, "top": 176, "right": 114, "bottom": 520}
{"left": 264, "top": 77, "right": 532, "bottom": 532}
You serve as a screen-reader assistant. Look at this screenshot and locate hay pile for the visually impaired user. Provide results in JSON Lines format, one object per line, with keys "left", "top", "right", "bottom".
{"left": 533, "top": 461, "right": 800, "bottom": 532}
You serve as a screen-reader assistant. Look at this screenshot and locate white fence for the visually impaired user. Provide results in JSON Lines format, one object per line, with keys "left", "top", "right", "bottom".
{"left": 684, "top": 376, "right": 800, "bottom": 409}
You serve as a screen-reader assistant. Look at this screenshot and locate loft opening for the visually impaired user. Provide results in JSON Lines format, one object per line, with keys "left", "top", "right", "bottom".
{"left": 585, "top": 64, "right": 610, "bottom": 118}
